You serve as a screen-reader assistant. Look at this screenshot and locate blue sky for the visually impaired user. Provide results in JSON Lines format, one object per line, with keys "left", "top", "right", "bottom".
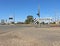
{"left": 0, "top": 0, "right": 60, "bottom": 22}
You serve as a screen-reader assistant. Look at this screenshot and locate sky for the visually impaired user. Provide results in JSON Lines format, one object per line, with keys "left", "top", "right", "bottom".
{"left": 0, "top": 0, "right": 60, "bottom": 22}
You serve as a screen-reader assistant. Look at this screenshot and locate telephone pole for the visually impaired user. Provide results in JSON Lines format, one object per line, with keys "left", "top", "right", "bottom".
{"left": 37, "top": 5, "right": 40, "bottom": 27}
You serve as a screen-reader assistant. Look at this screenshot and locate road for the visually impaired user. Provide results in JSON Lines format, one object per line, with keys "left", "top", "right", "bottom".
{"left": 0, "top": 25, "right": 60, "bottom": 46}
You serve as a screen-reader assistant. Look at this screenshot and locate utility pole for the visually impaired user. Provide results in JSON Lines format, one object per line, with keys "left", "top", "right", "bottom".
{"left": 37, "top": 5, "right": 40, "bottom": 27}
{"left": 14, "top": 8, "right": 15, "bottom": 24}
{"left": 14, "top": 13, "right": 15, "bottom": 24}
{"left": 55, "top": 11, "right": 58, "bottom": 24}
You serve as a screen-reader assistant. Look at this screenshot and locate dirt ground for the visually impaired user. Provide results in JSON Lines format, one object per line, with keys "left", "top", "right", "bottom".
{"left": 0, "top": 25, "right": 60, "bottom": 46}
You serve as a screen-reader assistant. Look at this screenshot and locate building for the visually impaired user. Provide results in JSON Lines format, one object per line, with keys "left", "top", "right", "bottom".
{"left": 1, "top": 19, "right": 5, "bottom": 25}
{"left": 34, "top": 18, "right": 52, "bottom": 24}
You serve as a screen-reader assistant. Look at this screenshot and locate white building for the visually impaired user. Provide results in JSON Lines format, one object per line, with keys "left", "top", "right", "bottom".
{"left": 34, "top": 18, "right": 52, "bottom": 24}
